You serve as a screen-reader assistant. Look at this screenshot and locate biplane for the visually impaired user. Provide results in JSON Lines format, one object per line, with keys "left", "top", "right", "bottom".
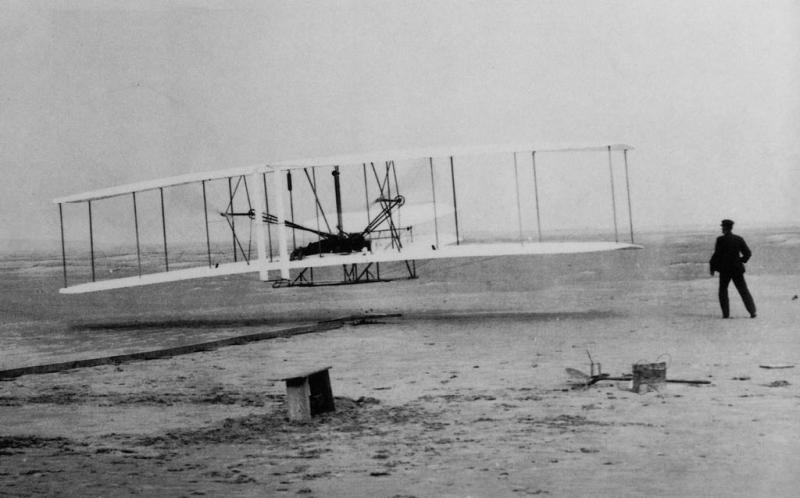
{"left": 54, "top": 144, "right": 641, "bottom": 294}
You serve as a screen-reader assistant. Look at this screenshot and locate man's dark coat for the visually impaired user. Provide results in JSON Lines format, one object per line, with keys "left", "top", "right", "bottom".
{"left": 710, "top": 233, "right": 751, "bottom": 275}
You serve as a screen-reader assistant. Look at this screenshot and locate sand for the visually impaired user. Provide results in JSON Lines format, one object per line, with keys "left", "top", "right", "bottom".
{"left": 1, "top": 230, "right": 799, "bottom": 497}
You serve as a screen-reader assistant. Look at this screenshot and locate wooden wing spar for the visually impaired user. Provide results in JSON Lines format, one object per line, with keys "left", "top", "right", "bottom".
{"left": 55, "top": 144, "right": 641, "bottom": 294}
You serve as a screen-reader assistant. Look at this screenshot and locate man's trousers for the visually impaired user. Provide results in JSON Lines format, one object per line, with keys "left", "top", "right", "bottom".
{"left": 718, "top": 272, "right": 756, "bottom": 318}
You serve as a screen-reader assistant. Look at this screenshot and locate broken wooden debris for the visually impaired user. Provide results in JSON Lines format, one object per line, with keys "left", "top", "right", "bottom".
{"left": 565, "top": 366, "right": 711, "bottom": 390}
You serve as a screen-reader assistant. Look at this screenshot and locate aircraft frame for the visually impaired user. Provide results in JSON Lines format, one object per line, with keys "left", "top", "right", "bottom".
{"left": 54, "top": 143, "right": 640, "bottom": 294}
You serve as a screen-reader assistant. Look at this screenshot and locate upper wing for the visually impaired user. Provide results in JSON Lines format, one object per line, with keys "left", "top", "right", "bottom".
{"left": 269, "top": 143, "right": 634, "bottom": 170}
{"left": 53, "top": 165, "right": 273, "bottom": 205}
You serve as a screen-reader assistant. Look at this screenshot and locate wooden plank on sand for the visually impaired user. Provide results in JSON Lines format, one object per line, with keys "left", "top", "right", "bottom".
{"left": 0, "top": 322, "right": 343, "bottom": 381}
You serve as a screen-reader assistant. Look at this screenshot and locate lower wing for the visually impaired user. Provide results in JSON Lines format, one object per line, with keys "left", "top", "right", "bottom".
{"left": 59, "top": 240, "right": 641, "bottom": 294}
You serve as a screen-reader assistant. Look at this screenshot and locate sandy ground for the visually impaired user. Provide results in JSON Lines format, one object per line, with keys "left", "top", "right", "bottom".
{"left": 2, "top": 235, "right": 800, "bottom": 497}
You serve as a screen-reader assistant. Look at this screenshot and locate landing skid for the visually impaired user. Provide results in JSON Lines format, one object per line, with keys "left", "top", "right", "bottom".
{"left": 272, "top": 260, "right": 417, "bottom": 288}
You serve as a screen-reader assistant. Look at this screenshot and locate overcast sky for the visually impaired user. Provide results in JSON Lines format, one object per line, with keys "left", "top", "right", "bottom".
{"left": 2, "top": 0, "right": 799, "bottom": 249}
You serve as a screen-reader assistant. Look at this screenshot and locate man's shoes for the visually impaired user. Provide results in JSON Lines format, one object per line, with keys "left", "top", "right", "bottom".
{"left": 750, "top": 313, "right": 757, "bottom": 318}
{"left": 722, "top": 315, "right": 730, "bottom": 319}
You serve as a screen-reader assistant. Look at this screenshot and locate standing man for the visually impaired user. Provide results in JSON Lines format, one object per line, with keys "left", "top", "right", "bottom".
{"left": 709, "top": 219, "right": 757, "bottom": 318}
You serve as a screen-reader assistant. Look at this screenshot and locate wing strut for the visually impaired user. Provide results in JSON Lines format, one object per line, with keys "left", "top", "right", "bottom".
{"left": 242, "top": 178, "right": 253, "bottom": 259}
{"left": 59, "top": 203, "right": 67, "bottom": 288}
{"left": 391, "top": 161, "right": 401, "bottom": 229}
{"left": 531, "top": 151, "right": 543, "bottom": 242}
{"left": 607, "top": 146, "right": 619, "bottom": 243}
{"left": 270, "top": 171, "right": 290, "bottom": 279}
{"left": 310, "top": 168, "right": 321, "bottom": 266}
{"left": 513, "top": 152, "right": 523, "bottom": 244}
{"left": 227, "top": 177, "right": 237, "bottom": 262}
{"left": 362, "top": 163, "right": 370, "bottom": 225}
{"left": 428, "top": 157, "right": 440, "bottom": 248}
{"left": 449, "top": 156, "right": 460, "bottom": 245}
{"left": 159, "top": 187, "right": 169, "bottom": 271}
{"left": 201, "top": 181, "right": 212, "bottom": 268}
{"left": 88, "top": 200, "right": 95, "bottom": 281}
{"left": 302, "top": 168, "right": 332, "bottom": 234}
{"left": 287, "top": 171, "right": 297, "bottom": 250}
{"left": 624, "top": 149, "right": 635, "bottom": 244}
{"left": 133, "top": 192, "right": 142, "bottom": 276}
{"left": 250, "top": 172, "right": 268, "bottom": 280}
{"left": 262, "top": 173, "right": 274, "bottom": 262}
